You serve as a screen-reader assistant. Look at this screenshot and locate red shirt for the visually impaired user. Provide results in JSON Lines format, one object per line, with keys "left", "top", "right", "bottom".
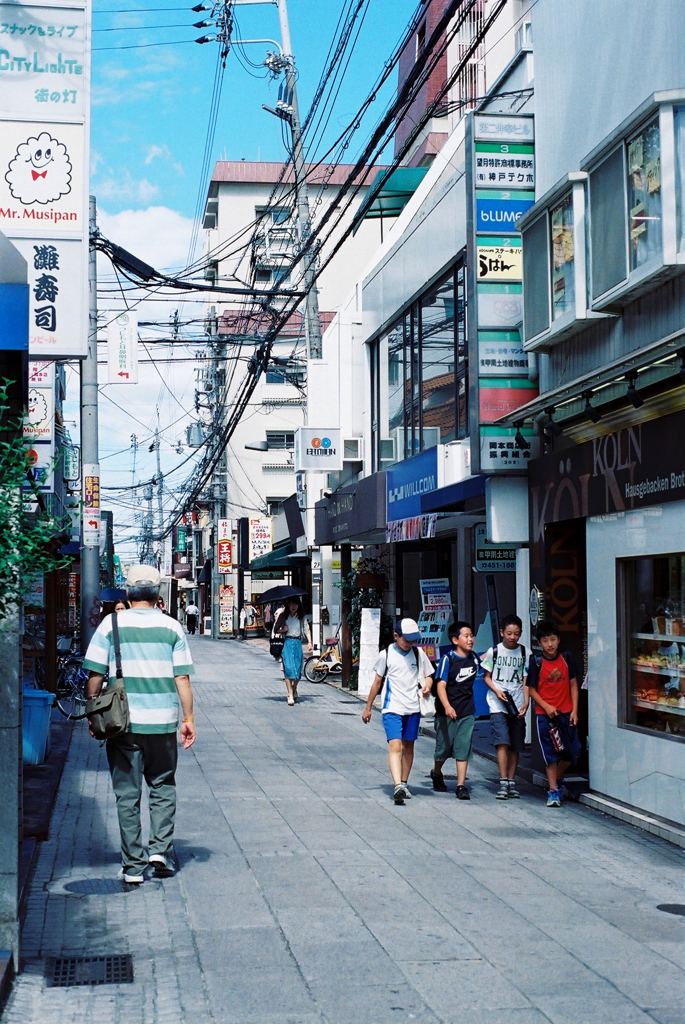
{"left": 533, "top": 654, "right": 574, "bottom": 715}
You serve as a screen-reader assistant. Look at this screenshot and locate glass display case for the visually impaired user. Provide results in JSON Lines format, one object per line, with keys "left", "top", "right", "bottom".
{"left": 623, "top": 553, "right": 685, "bottom": 739}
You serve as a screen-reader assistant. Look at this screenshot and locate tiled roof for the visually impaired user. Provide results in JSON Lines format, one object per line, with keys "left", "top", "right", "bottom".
{"left": 210, "top": 160, "right": 385, "bottom": 188}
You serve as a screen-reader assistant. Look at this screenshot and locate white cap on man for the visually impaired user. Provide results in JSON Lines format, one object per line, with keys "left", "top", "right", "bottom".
{"left": 126, "top": 564, "right": 161, "bottom": 588}
{"left": 394, "top": 617, "right": 422, "bottom": 642}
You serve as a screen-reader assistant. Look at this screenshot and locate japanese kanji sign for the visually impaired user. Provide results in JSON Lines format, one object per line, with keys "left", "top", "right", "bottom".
{"left": 13, "top": 236, "right": 86, "bottom": 358}
{"left": 248, "top": 518, "right": 272, "bottom": 562}
{"left": 0, "top": 3, "right": 88, "bottom": 117}
{"left": 0, "top": 2, "right": 90, "bottom": 359}
{"left": 82, "top": 461, "right": 100, "bottom": 547}
{"left": 107, "top": 310, "right": 138, "bottom": 384}
{"left": 476, "top": 236, "right": 522, "bottom": 281}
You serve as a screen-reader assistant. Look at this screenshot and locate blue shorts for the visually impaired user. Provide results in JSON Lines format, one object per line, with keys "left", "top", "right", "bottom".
{"left": 536, "top": 712, "right": 582, "bottom": 766}
{"left": 382, "top": 711, "right": 420, "bottom": 742}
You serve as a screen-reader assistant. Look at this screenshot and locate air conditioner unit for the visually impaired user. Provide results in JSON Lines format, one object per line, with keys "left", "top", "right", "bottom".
{"left": 379, "top": 438, "right": 395, "bottom": 463}
{"left": 343, "top": 437, "right": 362, "bottom": 461}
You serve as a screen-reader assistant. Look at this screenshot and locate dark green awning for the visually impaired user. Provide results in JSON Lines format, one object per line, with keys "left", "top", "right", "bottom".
{"left": 352, "top": 166, "right": 429, "bottom": 234}
{"left": 250, "top": 542, "right": 292, "bottom": 571}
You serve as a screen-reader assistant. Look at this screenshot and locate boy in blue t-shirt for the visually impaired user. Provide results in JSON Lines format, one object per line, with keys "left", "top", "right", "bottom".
{"left": 430, "top": 621, "right": 480, "bottom": 800}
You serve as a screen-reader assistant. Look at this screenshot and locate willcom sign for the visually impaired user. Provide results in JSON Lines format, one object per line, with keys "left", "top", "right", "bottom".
{"left": 295, "top": 427, "right": 342, "bottom": 471}
{"left": 386, "top": 447, "right": 440, "bottom": 522}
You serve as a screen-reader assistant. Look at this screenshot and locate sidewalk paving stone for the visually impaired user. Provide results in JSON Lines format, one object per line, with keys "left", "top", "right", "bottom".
{"left": 2, "top": 634, "right": 684, "bottom": 1024}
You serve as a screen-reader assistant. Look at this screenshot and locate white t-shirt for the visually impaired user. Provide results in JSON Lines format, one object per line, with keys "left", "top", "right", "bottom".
{"left": 186, "top": 604, "right": 198, "bottom": 616}
{"left": 481, "top": 642, "right": 531, "bottom": 714}
{"left": 372, "top": 644, "right": 434, "bottom": 716}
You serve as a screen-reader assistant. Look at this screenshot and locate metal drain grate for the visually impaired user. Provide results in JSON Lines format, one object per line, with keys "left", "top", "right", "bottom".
{"left": 330, "top": 711, "right": 356, "bottom": 716}
{"left": 47, "top": 954, "right": 134, "bottom": 987}
{"left": 657, "top": 904, "right": 685, "bottom": 917}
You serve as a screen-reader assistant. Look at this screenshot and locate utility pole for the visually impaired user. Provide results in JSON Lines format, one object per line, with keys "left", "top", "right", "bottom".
{"left": 274, "top": 0, "right": 323, "bottom": 360}
{"left": 81, "top": 196, "right": 100, "bottom": 653}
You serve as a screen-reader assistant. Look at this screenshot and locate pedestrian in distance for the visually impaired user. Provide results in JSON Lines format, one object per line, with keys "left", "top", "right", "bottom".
{"left": 83, "top": 565, "right": 196, "bottom": 884}
{"left": 526, "top": 619, "right": 581, "bottom": 808}
{"left": 481, "top": 614, "right": 531, "bottom": 800}
{"left": 100, "top": 598, "right": 129, "bottom": 622}
{"left": 430, "top": 622, "right": 480, "bottom": 800}
{"left": 273, "top": 597, "right": 312, "bottom": 705}
{"left": 361, "top": 618, "right": 434, "bottom": 805}
{"left": 185, "top": 600, "right": 199, "bottom": 635}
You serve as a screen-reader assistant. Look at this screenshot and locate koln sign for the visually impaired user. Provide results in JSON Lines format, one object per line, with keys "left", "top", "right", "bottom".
{"left": 529, "top": 410, "right": 685, "bottom": 551}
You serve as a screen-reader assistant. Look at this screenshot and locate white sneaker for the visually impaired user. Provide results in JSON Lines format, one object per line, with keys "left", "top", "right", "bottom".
{"left": 400, "top": 783, "right": 411, "bottom": 798}
{"left": 149, "top": 854, "right": 175, "bottom": 876}
{"left": 117, "top": 868, "right": 144, "bottom": 884}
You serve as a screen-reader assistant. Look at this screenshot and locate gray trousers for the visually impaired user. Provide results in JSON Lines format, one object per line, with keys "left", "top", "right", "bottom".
{"left": 106, "top": 731, "right": 178, "bottom": 872}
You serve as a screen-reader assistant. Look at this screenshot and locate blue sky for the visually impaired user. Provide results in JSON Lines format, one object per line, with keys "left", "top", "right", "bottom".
{"left": 91, "top": 0, "right": 418, "bottom": 224}
{"left": 85, "top": 0, "right": 419, "bottom": 556}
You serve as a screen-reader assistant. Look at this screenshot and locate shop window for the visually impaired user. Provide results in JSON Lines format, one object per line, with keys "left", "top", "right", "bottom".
{"left": 551, "top": 193, "right": 575, "bottom": 319}
{"left": 673, "top": 106, "right": 685, "bottom": 252}
{"left": 627, "top": 119, "right": 662, "bottom": 272}
{"left": 421, "top": 274, "right": 456, "bottom": 447}
{"left": 370, "top": 260, "right": 467, "bottom": 465}
{"left": 589, "top": 146, "right": 627, "bottom": 300}
{"left": 522, "top": 212, "right": 550, "bottom": 341}
{"left": 622, "top": 553, "right": 685, "bottom": 741}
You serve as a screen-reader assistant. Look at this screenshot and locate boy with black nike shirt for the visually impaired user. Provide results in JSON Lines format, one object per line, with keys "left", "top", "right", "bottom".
{"left": 527, "top": 620, "right": 581, "bottom": 808}
{"left": 430, "top": 622, "right": 479, "bottom": 800}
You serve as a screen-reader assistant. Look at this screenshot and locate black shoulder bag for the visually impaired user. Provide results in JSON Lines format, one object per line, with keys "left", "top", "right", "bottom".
{"left": 86, "top": 613, "right": 131, "bottom": 740}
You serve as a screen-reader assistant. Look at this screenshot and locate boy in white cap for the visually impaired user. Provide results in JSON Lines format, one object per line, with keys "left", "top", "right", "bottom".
{"left": 362, "top": 618, "right": 434, "bottom": 804}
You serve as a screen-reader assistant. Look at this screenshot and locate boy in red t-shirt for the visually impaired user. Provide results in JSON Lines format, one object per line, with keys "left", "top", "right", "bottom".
{"left": 527, "top": 620, "right": 581, "bottom": 807}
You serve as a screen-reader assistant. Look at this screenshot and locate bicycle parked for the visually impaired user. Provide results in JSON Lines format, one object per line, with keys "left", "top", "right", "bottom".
{"left": 55, "top": 636, "right": 89, "bottom": 720}
{"left": 303, "top": 634, "right": 358, "bottom": 683}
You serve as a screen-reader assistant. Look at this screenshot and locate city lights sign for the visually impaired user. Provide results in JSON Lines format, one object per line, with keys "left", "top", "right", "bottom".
{"left": 0, "top": 1, "right": 90, "bottom": 359}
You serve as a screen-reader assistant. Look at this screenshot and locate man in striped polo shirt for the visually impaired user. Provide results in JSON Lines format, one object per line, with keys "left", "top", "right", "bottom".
{"left": 84, "top": 565, "right": 195, "bottom": 884}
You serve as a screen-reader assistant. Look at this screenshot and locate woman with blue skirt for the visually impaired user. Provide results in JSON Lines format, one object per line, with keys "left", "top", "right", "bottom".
{"left": 274, "top": 598, "right": 312, "bottom": 705}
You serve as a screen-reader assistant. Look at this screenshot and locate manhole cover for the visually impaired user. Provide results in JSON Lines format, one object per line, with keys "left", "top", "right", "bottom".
{"left": 330, "top": 711, "right": 356, "bottom": 716}
{"left": 63, "top": 878, "right": 160, "bottom": 895}
{"left": 657, "top": 904, "right": 685, "bottom": 917}
{"left": 47, "top": 954, "right": 134, "bottom": 987}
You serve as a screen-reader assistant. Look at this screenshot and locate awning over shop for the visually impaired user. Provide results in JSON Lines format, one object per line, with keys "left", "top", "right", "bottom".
{"left": 197, "top": 559, "right": 212, "bottom": 584}
{"left": 249, "top": 541, "right": 309, "bottom": 572}
{"left": 352, "top": 167, "right": 429, "bottom": 234}
{"left": 420, "top": 475, "right": 487, "bottom": 513}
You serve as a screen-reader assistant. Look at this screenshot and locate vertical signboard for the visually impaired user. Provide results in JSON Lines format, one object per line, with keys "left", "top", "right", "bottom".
{"left": 82, "top": 461, "right": 100, "bottom": 547}
{"left": 467, "top": 113, "right": 539, "bottom": 473}
{"left": 0, "top": 1, "right": 90, "bottom": 359}
{"left": 107, "top": 311, "right": 138, "bottom": 383}
{"left": 248, "top": 518, "right": 272, "bottom": 562}
{"left": 219, "top": 584, "right": 234, "bottom": 633}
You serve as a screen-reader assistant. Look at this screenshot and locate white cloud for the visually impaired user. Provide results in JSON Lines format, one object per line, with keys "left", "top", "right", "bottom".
{"left": 90, "top": 149, "right": 104, "bottom": 175}
{"left": 144, "top": 143, "right": 185, "bottom": 175}
{"left": 97, "top": 205, "right": 195, "bottom": 272}
{"left": 144, "top": 144, "right": 172, "bottom": 165}
{"left": 96, "top": 169, "right": 161, "bottom": 204}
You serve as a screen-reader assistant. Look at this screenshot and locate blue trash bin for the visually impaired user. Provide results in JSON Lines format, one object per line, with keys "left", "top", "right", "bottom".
{"left": 23, "top": 688, "right": 55, "bottom": 766}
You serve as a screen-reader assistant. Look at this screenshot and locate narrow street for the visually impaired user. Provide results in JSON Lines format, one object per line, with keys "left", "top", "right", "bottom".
{"left": 4, "top": 636, "right": 685, "bottom": 1024}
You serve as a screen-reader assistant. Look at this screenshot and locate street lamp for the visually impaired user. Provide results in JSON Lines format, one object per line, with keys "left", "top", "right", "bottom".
{"left": 244, "top": 441, "right": 268, "bottom": 451}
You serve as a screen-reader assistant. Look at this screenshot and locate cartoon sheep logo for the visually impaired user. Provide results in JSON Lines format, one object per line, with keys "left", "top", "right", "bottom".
{"left": 5, "top": 131, "right": 72, "bottom": 206}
